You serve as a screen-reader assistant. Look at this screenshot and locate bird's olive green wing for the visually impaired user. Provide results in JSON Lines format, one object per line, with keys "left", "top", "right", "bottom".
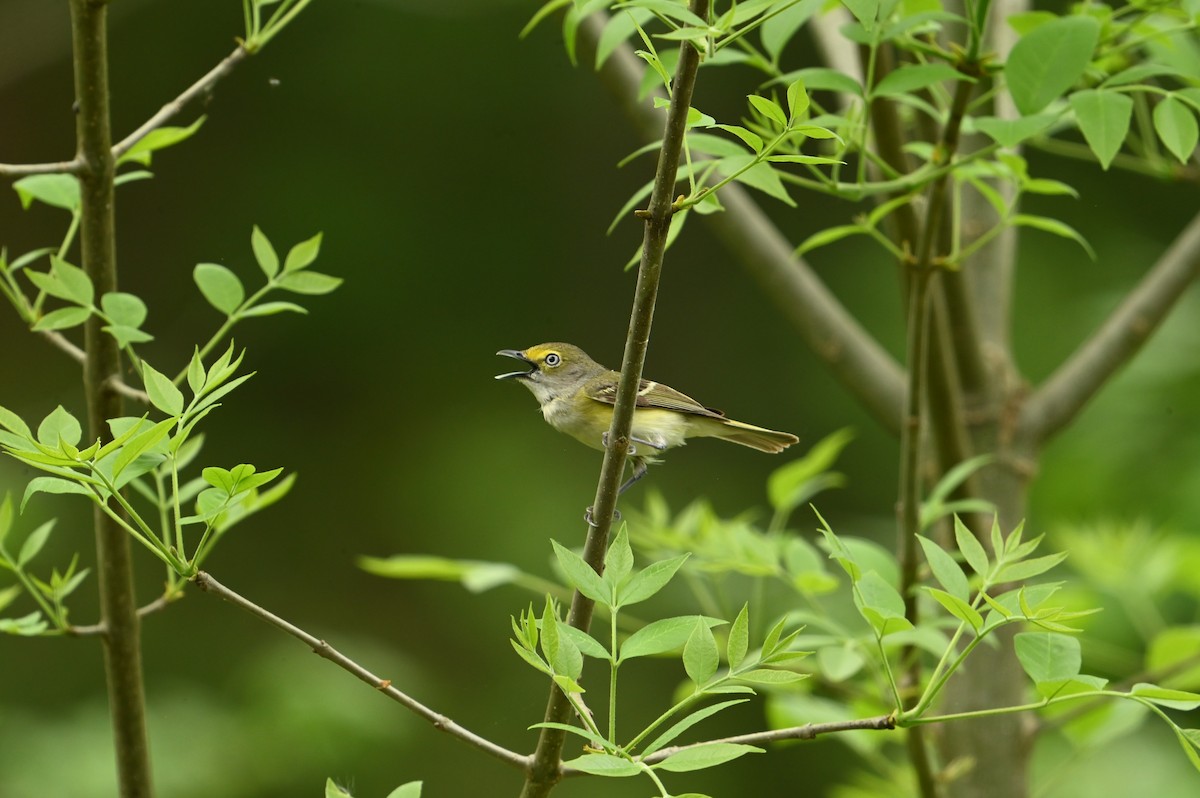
{"left": 585, "top": 374, "right": 726, "bottom": 418}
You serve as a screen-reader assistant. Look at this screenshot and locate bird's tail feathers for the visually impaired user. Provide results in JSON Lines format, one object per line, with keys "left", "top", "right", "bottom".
{"left": 709, "top": 418, "right": 798, "bottom": 454}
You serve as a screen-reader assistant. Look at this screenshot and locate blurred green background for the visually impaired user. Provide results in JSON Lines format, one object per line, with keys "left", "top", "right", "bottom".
{"left": 1, "top": 1, "right": 1198, "bottom": 796}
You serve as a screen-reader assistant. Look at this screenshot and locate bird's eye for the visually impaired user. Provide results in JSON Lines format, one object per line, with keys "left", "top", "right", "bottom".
{"left": 544, "top": 352, "right": 561, "bottom": 367}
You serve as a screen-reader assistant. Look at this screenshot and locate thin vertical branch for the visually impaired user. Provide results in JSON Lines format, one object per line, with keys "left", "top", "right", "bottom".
{"left": 519, "top": 3, "right": 710, "bottom": 796}
{"left": 69, "top": 1, "right": 154, "bottom": 795}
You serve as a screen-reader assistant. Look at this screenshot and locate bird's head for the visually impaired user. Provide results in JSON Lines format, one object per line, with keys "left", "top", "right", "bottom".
{"left": 495, "top": 343, "right": 603, "bottom": 403}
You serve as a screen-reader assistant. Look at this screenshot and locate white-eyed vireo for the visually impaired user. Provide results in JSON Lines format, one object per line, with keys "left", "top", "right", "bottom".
{"left": 496, "top": 342, "right": 798, "bottom": 493}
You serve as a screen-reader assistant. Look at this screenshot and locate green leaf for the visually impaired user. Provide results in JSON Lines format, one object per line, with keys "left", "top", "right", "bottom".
{"left": 1153, "top": 95, "right": 1199, "bottom": 164}
{"left": 765, "top": 154, "right": 843, "bottom": 165}
{"left": 187, "top": 349, "right": 206, "bottom": 396}
{"left": 683, "top": 616, "right": 720, "bottom": 686}
{"left": 20, "top": 477, "right": 94, "bottom": 512}
{"left": 772, "top": 66, "right": 862, "bottom": 97}
{"left": 854, "top": 571, "right": 911, "bottom": 636}
{"left": 604, "top": 525, "right": 634, "bottom": 587}
{"left": 0, "top": 585, "right": 22, "bottom": 613}
{"left": 13, "top": 174, "right": 80, "bottom": 212}
{"left": 111, "top": 417, "right": 176, "bottom": 482}
{"left": 37, "top": 405, "right": 82, "bottom": 448}
{"left": 816, "top": 644, "right": 865, "bottom": 681}
{"left": 727, "top": 603, "right": 749, "bottom": 670}
{"left": 917, "top": 535, "right": 970, "bottom": 601}
{"left": 118, "top": 116, "right": 206, "bottom": 166}
{"left": 654, "top": 743, "right": 762, "bottom": 772}
{"left": 619, "top": 615, "right": 722, "bottom": 661}
{"left": 0, "top": 406, "right": 33, "bottom": 439}
{"left": 561, "top": 625, "right": 610, "bottom": 660}
{"left": 768, "top": 428, "right": 853, "bottom": 514}
{"left": 102, "top": 324, "right": 154, "bottom": 348}
{"left": 618, "top": 552, "right": 689, "bottom": 605}
{"left": 642, "top": 699, "right": 749, "bottom": 756}
{"left": 1130, "top": 683, "right": 1200, "bottom": 711}
{"left": 100, "top": 292, "right": 148, "bottom": 328}
{"left": 561, "top": 752, "right": 641, "bottom": 777}
{"left": 735, "top": 668, "right": 808, "bottom": 684}
{"left": 786, "top": 78, "right": 809, "bottom": 120}
{"left": 926, "top": 587, "right": 983, "bottom": 632}
{"left": 384, "top": 782, "right": 423, "bottom": 798}
{"left": 954, "top": 516, "right": 990, "bottom": 575}
{"left": 1068, "top": 90, "right": 1132, "bottom": 170}
{"left": 17, "top": 520, "right": 54, "bottom": 566}
{"left": 795, "top": 224, "right": 867, "bottom": 256}
{"left": 251, "top": 226, "right": 279, "bottom": 278}
{"left": 193, "top": 263, "right": 245, "bottom": 315}
{"left": 551, "top": 540, "right": 610, "bottom": 605}
{"left": 32, "top": 306, "right": 91, "bottom": 332}
{"left": 0, "top": 493, "right": 12, "bottom": 545}
{"left": 141, "top": 362, "right": 184, "bottom": 416}
{"left": 747, "top": 94, "right": 788, "bottom": 128}
{"left": 324, "top": 778, "right": 353, "bottom": 798}
{"left": 283, "top": 232, "right": 322, "bottom": 272}
{"left": 974, "top": 114, "right": 1057, "bottom": 148}
{"left": 1011, "top": 214, "right": 1095, "bottom": 260}
{"left": 761, "top": 0, "right": 823, "bottom": 60}
{"left": 1005, "top": 16, "right": 1099, "bottom": 115}
{"left": 51, "top": 257, "right": 94, "bottom": 306}
{"left": 842, "top": 0, "right": 880, "bottom": 30}
{"left": 872, "top": 64, "right": 964, "bottom": 98}
{"left": 276, "top": 271, "right": 342, "bottom": 295}
{"left": 715, "top": 123, "right": 763, "bottom": 153}
{"left": 996, "top": 551, "right": 1067, "bottom": 582}
{"left": 1015, "top": 632, "right": 1081, "bottom": 685}
{"left": 1174, "top": 728, "right": 1200, "bottom": 775}
{"left": 240, "top": 301, "right": 307, "bottom": 318}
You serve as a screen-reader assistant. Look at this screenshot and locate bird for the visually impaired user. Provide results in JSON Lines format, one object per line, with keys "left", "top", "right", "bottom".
{"left": 496, "top": 342, "right": 798, "bottom": 494}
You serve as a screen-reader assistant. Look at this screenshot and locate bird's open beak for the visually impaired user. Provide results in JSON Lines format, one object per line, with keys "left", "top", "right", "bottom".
{"left": 495, "top": 349, "right": 535, "bottom": 380}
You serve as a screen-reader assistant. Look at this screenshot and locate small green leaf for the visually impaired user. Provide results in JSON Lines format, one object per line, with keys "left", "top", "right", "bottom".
{"left": 1153, "top": 95, "right": 1199, "bottom": 164}
{"left": 251, "top": 225, "right": 279, "bottom": 278}
{"left": 141, "top": 362, "right": 184, "bottom": 416}
{"left": 604, "top": 525, "right": 634, "bottom": 587}
{"left": 13, "top": 174, "right": 80, "bottom": 212}
{"left": 187, "top": 349, "right": 206, "bottom": 396}
{"left": 917, "top": 535, "right": 970, "bottom": 601}
{"left": 32, "top": 306, "right": 91, "bottom": 332}
{"left": 1130, "top": 683, "right": 1200, "bottom": 711}
{"left": 17, "top": 520, "right": 55, "bottom": 567}
{"left": 1005, "top": 16, "right": 1100, "bottom": 115}
{"left": 795, "top": 224, "right": 868, "bottom": 256}
{"left": 1069, "top": 90, "right": 1133, "bottom": 169}
{"left": 240, "top": 301, "right": 307, "bottom": 318}
{"left": 786, "top": 78, "right": 809, "bottom": 120}
{"left": 118, "top": 116, "right": 206, "bottom": 166}
{"left": 283, "top": 232, "right": 322, "bottom": 272}
{"left": 100, "top": 292, "right": 148, "bottom": 328}
{"left": 727, "top": 603, "right": 749, "bottom": 670}
{"left": 926, "top": 587, "right": 983, "bottom": 632}
{"left": 954, "top": 516, "right": 990, "bottom": 576}
{"left": 714, "top": 123, "right": 763, "bottom": 153}
{"left": 735, "top": 668, "right": 808, "bottom": 684}
{"left": 0, "top": 406, "right": 33, "bottom": 439}
{"left": 275, "top": 271, "right": 342, "bottom": 295}
{"left": 618, "top": 552, "right": 689, "bottom": 605}
{"left": 36, "top": 405, "right": 82, "bottom": 448}
{"left": 0, "top": 493, "right": 12, "bottom": 544}
{"left": 111, "top": 417, "right": 176, "bottom": 482}
{"left": 654, "top": 743, "right": 762, "bottom": 773}
{"left": 384, "top": 782, "right": 423, "bottom": 798}
{"left": 1015, "top": 632, "right": 1081, "bottom": 685}
{"left": 683, "top": 617, "right": 720, "bottom": 686}
{"left": 324, "top": 778, "right": 353, "bottom": 798}
{"left": 561, "top": 753, "right": 641, "bottom": 777}
{"left": 51, "top": 257, "right": 94, "bottom": 306}
{"left": 102, "top": 324, "right": 154, "bottom": 348}
{"left": 619, "top": 615, "right": 722, "bottom": 661}
{"left": 1011, "top": 214, "right": 1095, "bottom": 260}
{"left": 995, "top": 551, "right": 1067, "bottom": 582}
{"left": 193, "top": 263, "right": 245, "bottom": 315}
{"left": 872, "top": 63, "right": 964, "bottom": 98}
{"left": 21, "top": 478, "right": 93, "bottom": 512}
{"left": 747, "top": 94, "right": 788, "bottom": 128}
{"left": 974, "top": 114, "right": 1057, "bottom": 148}
{"left": 551, "top": 540, "right": 610, "bottom": 605}
{"left": 641, "top": 699, "right": 748, "bottom": 756}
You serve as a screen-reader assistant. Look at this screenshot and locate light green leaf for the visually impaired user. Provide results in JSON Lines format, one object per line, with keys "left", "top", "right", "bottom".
{"left": 727, "top": 603, "right": 749, "bottom": 670}
{"left": 51, "top": 257, "right": 94, "bottom": 306}
{"left": 619, "top": 615, "right": 722, "bottom": 661}
{"left": 276, "top": 271, "right": 342, "bottom": 295}
{"left": 1011, "top": 214, "right": 1096, "bottom": 260}
{"left": 1153, "top": 95, "right": 1199, "bottom": 164}
{"left": 193, "top": 263, "right": 245, "bottom": 315}
{"left": 251, "top": 226, "right": 279, "bottom": 278}
{"left": 561, "top": 752, "right": 641, "bottom": 777}
{"left": 0, "top": 493, "right": 12, "bottom": 545}
{"left": 1069, "top": 90, "right": 1133, "bottom": 169}
{"left": 654, "top": 743, "right": 762, "bottom": 772}
{"left": 17, "top": 520, "right": 54, "bottom": 566}
{"left": 786, "top": 78, "right": 809, "bottom": 120}
{"left": 100, "top": 292, "right": 148, "bottom": 328}
{"left": 111, "top": 417, "right": 176, "bottom": 482}
{"left": 761, "top": 0, "right": 823, "bottom": 60}
{"left": 324, "top": 778, "right": 352, "bottom": 798}
{"left": 642, "top": 699, "right": 749, "bottom": 756}
{"left": 21, "top": 478, "right": 93, "bottom": 512}
{"left": 604, "top": 525, "right": 634, "bottom": 587}
{"left": 141, "top": 362, "right": 184, "bottom": 416}
{"left": 974, "top": 114, "right": 1057, "bottom": 148}
{"left": 36, "top": 405, "right": 82, "bottom": 448}
{"left": 13, "top": 174, "right": 80, "bottom": 212}
{"left": 384, "top": 782, "right": 423, "bottom": 798}
{"left": 917, "top": 535, "right": 970, "bottom": 601}
{"left": 735, "top": 668, "right": 808, "bottom": 684}
{"left": 1015, "top": 632, "right": 1081, "bottom": 684}
{"left": 118, "top": 116, "right": 206, "bottom": 166}
{"left": 618, "top": 552, "right": 689, "bottom": 605}
{"left": 954, "top": 515, "right": 989, "bottom": 576}
{"left": 683, "top": 616, "right": 720, "bottom": 686}
{"left": 102, "top": 324, "right": 154, "bottom": 348}
{"left": 996, "top": 551, "right": 1067, "bottom": 582}
{"left": 283, "top": 232, "right": 322, "bottom": 272}
{"left": 1130, "top": 683, "right": 1200, "bottom": 711}
{"left": 240, "top": 301, "right": 307, "bottom": 318}
{"left": 32, "top": 306, "right": 91, "bottom": 332}
{"left": 926, "top": 587, "right": 983, "bottom": 632}
{"left": 551, "top": 539, "right": 610, "bottom": 605}
{"left": 0, "top": 406, "right": 33, "bottom": 439}
{"left": 187, "top": 349, "right": 206, "bottom": 396}
{"left": 747, "top": 94, "right": 788, "bottom": 128}
{"left": 715, "top": 123, "right": 763, "bottom": 153}
{"left": 795, "top": 224, "right": 867, "bottom": 256}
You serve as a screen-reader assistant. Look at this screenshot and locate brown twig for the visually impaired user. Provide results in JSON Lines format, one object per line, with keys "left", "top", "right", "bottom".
{"left": 69, "top": 592, "right": 180, "bottom": 637}
{"left": 192, "top": 571, "right": 529, "bottom": 770}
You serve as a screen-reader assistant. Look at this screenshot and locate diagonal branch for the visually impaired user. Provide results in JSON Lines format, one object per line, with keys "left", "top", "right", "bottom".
{"left": 1020, "top": 209, "right": 1200, "bottom": 445}
{"left": 579, "top": 13, "right": 905, "bottom": 434}
{"left": 0, "top": 45, "right": 248, "bottom": 179}
{"left": 193, "top": 571, "right": 530, "bottom": 771}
